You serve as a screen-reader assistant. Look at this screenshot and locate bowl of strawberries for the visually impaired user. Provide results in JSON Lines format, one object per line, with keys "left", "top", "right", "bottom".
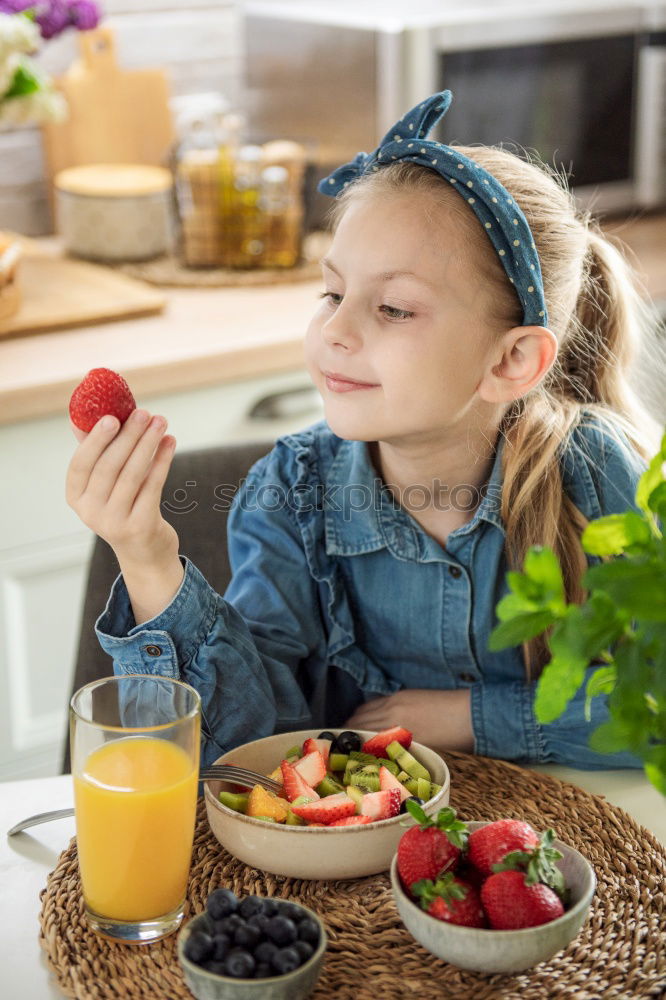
{"left": 203, "top": 727, "right": 450, "bottom": 880}
{"left": 390, "top": 805, "right": 596, "bottom": 973}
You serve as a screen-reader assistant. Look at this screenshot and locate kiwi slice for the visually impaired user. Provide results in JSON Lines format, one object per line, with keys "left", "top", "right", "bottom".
{"left": 386, "top": 741, "right": 431, "bottom": 782}
{"left": 254, "top": 815, "right": 278, "bottom": 823}
{"left": 284, "top": 744, "right": 302, "bottom": 759}
{"left": 316, "top": 774, "right": 345, "bottom": 797}
{"left": 343, "top": 759, "right": 364, "bottom": 784}
{"left": 430, "top": 782, "right": 443, "bottom": 798}
{"left": 349, "top": 767, "right": 381, "bottom": 793}
{"left": 218, "top": 791, "right": 249, "bottom": 813}
{"left": 349, "top": 750, "right": 377, "bottom": 764}
{"left": 286, "top": 809, "right": 306, "bottom": 826}
{"left": 345, "top": 785, "right": 364, "bottom": 812}
{"left": 380, "top": 758, "right": 400, "bottom": 777}
{"left": 402, "top": 776, "right": 419, "bottom": 796}
{"left": 329, "top": 752, "right": 349, "bottom": 773}
{"left": 416, "top": 776, "right": 431, "bottom": 800}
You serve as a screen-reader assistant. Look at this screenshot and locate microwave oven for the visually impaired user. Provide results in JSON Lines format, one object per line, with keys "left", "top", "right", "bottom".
{"left": 242, "top": 0, "right": 666, "bottom": 222}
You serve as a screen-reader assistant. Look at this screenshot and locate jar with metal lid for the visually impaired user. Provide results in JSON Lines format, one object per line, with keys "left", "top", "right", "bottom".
{"left": 54, "top": 164, "right": 174, "bottom": 262}
{"left": 258, "top": 164, "right": 303, "bottom": 268}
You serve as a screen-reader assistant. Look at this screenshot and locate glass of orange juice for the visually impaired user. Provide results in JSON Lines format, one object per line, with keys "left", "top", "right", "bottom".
{"left": 70, "top": 674, "right": 201, "bottom": 944}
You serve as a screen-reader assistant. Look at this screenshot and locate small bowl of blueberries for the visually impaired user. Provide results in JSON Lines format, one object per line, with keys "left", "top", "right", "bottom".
{"left": 177, "top": 887, "right": 327, "bottom": 1000}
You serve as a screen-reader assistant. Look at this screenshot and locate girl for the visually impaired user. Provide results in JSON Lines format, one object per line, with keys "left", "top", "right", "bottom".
{"left": 66, "top": 92, "right": 659, "bottom": 769}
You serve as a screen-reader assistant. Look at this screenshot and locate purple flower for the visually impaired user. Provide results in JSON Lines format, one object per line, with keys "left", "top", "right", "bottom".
{"left": 0, "top": 1, "right": 35, "bottom": 12}
{"left": 35, "top": 0, "right": 70, "bottom": 39}
{"left": 68, "top": 0, "right": 99, "bottom": 31}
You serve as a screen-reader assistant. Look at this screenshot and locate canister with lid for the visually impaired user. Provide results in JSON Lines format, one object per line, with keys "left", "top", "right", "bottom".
{"left": 54, "top": 164, "right": 174, "bottom": 262}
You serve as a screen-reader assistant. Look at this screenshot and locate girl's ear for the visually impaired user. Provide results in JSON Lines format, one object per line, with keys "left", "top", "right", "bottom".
{"left": 478, "top": 325, "right": 558, "bottom": 403}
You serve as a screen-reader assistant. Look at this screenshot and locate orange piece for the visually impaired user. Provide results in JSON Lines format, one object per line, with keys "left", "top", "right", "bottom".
{"left": 246, "top": 784, "right": 288, "bottom": 822}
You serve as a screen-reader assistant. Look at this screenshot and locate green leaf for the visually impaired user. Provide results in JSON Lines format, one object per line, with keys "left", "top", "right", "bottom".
{"left": 644, "top": 761, "right": 666, "bottom": 796}
{"left": 523, "top": 546, "right": 565, "bottom": 602}
{"left": 582, "top": 511, "right": 652, "bottom": 556}
{"left": 495, "top": 591, "right": 542, "bottom": 621}
{"left": 647, "top": 481, "right": 666, "bottom": 521}
{"left": 535, "top": 650, "right": 588, "bottom": 723}
{"left": 584, "top": 665, "right": 616, "bottom": 721}
{"left": 636, "top": 445, "right": 666, "bottom": 515}
{"left": 588, "top": 718, "right": 633, "bottom": 754}
{"left": 488, "top": 610, "right": 557, "bottom": 651}
{"left": 584, "top": 560, "right": 666, "bottom": 621}
{"left": 4, "top": 63, "right": 42, "bottom": 100}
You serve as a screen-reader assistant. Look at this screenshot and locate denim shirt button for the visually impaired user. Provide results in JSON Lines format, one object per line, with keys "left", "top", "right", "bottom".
{"left": 144, "top": 644, "right": 163, "bottom": 657}
{"left": 448, "top": 565, "right": 462, "bottom": 578}
{"left": 458, "top": 672, "right": 476, "bottom": 684}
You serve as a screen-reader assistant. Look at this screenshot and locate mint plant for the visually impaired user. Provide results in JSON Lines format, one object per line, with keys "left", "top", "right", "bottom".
{"left": 488, "top": 431, "right": 666, "bottom": 794}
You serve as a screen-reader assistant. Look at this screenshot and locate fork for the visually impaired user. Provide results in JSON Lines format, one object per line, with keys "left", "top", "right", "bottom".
{"left": 7, "top": 764, "right": 281, "bottom": 836}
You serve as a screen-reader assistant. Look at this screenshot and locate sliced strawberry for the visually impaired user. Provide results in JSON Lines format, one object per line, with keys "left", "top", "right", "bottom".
{"left": 291, "top": 792, "right": 357, "bottom": 824}
{"left": 361, "top": 726, "right": 413, "bottom": 759}
{"left": 280, "top": 760, "right": 320, "bottom": 803}
{"left": 293, "top": 749, "right": 327, "bottom": 787}
{"left": 302, "top": 737, "right": 331, "bottom": 768}
{"left": 359, "top": 788, "right": 401, "bottom": 821}
{"left": 328, "top": 815, "right": 374, "bottom": 827}
{"left": 379, "top": 764, "right": 411, "bottom": 803}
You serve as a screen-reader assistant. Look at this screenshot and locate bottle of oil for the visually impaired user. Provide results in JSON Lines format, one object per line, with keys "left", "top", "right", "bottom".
{"left": 258, "top": 164, "right": 302, "bottom": 268}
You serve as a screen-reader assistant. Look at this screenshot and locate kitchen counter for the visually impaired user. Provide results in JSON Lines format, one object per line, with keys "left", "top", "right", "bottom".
{"left": 0, "top": 212, "right": 664, "bottom": 427}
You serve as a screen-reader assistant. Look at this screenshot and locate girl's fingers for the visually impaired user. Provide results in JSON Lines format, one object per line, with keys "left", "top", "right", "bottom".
{"left": 66, "top": 415, "right": 121, "bottom": 504}
{"left": 101, "top": 415, "right": 169, "bottom": 513}
{"left": 83, "top": 410, "right": 160, "bottom": 506}
{"left": 131, "top": 434, "right": 177, "bottom": 518}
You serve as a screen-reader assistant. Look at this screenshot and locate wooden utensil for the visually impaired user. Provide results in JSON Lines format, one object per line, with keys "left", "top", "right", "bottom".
{"left": 41, "top": 25, "right": 175, "bottom": 184}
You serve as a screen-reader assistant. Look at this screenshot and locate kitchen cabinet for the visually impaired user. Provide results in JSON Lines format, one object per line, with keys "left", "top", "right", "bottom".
{"left": 0, "top": 368, "right": 322, "bottom": 781}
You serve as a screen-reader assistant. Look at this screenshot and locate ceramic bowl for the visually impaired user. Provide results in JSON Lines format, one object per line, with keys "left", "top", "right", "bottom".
{"left": 177, "top": 901, "right": 327, "bottom": 1000}
{"left": 390, "top": 820, "right": 596, "bottom": 974}
{"left": 204, "top": 729, "right": 450, "bottom": 880}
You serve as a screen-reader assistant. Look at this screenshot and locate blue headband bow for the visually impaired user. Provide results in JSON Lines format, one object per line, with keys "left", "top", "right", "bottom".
{"left": 319, "top": 90, "right": 548, "bottom": 328}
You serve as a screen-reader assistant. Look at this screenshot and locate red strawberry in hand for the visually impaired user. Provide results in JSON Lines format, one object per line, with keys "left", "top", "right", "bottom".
{"left": 69, "top": 367, "right": 136, "bottom": 432}
{"left": 413, "top": 873, "right": 486, "bottom": 928}
{"left": 467, "top": 818, "right": 540, "bottom": 876}
{"left": 481, "top": 869, "right": 565, "bottom": 929}
{"left": 397, "top": 802, "right": 469, "bottom": 891}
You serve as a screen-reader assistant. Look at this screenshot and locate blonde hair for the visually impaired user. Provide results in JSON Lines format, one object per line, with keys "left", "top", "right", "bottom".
{"left": 328, "top": 153, "right": 661, "bottom": 677}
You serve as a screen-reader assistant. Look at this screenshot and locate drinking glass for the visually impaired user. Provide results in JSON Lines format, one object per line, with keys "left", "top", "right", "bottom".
{"left": 70, "top": 674, "right": 201, "bottom": 943}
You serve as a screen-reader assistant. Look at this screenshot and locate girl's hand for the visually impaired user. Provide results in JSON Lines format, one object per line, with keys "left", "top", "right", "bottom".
{"left": 344, "top": 688, "right": 474, "bottom": 753}
{"left": 66, "top": 409, "right": 184, "bottom": 623}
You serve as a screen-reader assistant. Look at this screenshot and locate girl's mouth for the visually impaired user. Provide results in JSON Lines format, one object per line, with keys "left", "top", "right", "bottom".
{"left": 324, "top": 371, "right": 379, "bottom": 393}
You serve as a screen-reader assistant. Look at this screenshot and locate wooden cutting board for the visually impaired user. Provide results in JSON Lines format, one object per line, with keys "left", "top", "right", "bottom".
{"left": 41, "top": 25, "right": 175, "bottom": 183}
{"left": 0, "top": 241, "right": 166, "bottom": 339}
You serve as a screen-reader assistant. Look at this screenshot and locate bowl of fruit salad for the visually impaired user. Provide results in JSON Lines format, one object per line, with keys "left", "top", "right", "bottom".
{"left": 203, "top": 727, "right": 450, "bottom": 879}
{"left": 390, "top": 809, "right": 596, "bottom": 973}
{"left": 177, "top": 888, "right": 326, "bottom": 999}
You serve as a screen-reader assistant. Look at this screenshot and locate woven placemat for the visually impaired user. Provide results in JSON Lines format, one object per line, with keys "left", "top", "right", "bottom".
{"left": 114, "top": 232, "right": 331, "bottom": 288}
{"left": 39, "top": 752, "right": 666, "bottom": 1000}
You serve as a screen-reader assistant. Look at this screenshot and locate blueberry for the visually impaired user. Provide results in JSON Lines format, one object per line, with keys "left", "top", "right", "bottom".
{"left": 254, "top": 963, "right": 274, "bottom": 978}
{"left": 211, "top": 932, "right": 231, "bottom": 961}
{"left": 238, "top": 895, "right": 265, "bottom": 919}
{"left": 317, "top": 730, "right": 336, "bottom": 741}
{"left": 400, "top": 795, "right": 425, "bottom": 814}
{"left": 298, "top": 918, "right": 320, "bottom": 945}
{"left": 262, "top": 898, "right": 279, "bottom": 917}
{"left": 207, "top": 888, "right": 238, "bottom": 920}
{"left": 203, "top": 960, "right": 227, "bottom": 975}
{"left": 254, "top": 940, "right": 279, "bottom": 965}
{"left": 234, "top": 923, "right": 262, "bottom": 950}
{"left": 248, "top": 913, "right": 271, "bottom": 934}
{"left": 277, "top": 901, "right": 304, "bottom": 922}
{"left": 271, "top": 946, "right": 302, "bottom": 975}
{"left": 214, "top": 913, "right": 244, "bottom": 936}
{"left": 223, "top": 948, "right": 256, "bottom": 978}
{"left": 266, "top": 915, "right": 298, "bottom": 946}
{"left": 293, "top": 940, "right": 314, "bottom": 962}
{"left": 330, "top": 730, "right": 361, "bottom": 754}
{"left": 184, "top": 929, "right": 213, "bottom": 965}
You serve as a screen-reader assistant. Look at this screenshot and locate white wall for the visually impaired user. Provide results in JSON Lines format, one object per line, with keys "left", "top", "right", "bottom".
{"left": 0, "top": 0, "right": 243, "bottom": 235}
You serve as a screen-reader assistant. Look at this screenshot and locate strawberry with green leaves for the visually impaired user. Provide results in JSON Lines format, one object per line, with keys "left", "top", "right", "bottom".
{"left": 397, "top": 801, "right": 469, "bottom": 890}
{"left": 413, "top": 873, "right": 486, "bottom": 928}
{"left": 481, "top": 870, "right": 565, "bottom": 929}
{"left": 467, "top": 818, "right": 540, "bottom": 876}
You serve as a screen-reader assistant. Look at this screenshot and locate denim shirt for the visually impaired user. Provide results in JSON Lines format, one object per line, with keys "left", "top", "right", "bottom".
{"left": 96, "top": 417, "right": 645, "bottom": 770}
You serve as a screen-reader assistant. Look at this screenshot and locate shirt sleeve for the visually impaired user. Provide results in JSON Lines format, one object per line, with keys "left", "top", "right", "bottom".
{"left": 471, "top": 418, "right": 646, "bottom": 769}
{"left": 94, "top": 447, "right": 324, "bottom": 764}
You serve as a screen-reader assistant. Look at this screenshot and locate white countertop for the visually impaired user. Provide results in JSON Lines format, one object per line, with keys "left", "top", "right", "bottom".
{"left": 1, "top": 768, "right": 664, "bottom": 1000}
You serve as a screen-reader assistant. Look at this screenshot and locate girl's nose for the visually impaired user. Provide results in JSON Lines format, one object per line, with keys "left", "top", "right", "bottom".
{"left": 322, "top": 303, "right": 361, "bottom": 351}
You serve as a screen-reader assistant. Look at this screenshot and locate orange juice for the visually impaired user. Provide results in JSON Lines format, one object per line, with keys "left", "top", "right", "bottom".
{"left": 74, "top": 736, "right": 198, "bottom": 921}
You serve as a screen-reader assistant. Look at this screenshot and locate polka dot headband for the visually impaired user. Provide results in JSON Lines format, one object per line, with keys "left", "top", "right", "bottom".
{"left": 319, "top": 90, "right": 548, "bottom": 328}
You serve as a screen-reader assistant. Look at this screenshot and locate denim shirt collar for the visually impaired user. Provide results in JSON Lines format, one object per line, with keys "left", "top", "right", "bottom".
{"left": 323, "top": 436, "right": 506, "bottom": 562}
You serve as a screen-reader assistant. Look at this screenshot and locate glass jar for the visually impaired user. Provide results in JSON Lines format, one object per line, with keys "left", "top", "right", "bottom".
{"left": 258, "top": 164, "right": 303, "bottom": 268}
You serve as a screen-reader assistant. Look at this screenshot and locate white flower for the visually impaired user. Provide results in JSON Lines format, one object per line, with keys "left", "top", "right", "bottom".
{"left": 0, "top": 85, "right": 68, "bottom": 128}
{"left": 0, "top": 12, "right": 40, "bottom": 63}
{"left": 0, "top": 51, "right": 22, "bottom": 97}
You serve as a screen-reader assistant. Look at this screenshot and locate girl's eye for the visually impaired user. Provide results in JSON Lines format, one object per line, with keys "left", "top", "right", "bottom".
{"left": 380, "top": 304, "right": 415, "bottom": 321}
{"left": 319, "top": 291, "right": 342, "bottom": 306}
